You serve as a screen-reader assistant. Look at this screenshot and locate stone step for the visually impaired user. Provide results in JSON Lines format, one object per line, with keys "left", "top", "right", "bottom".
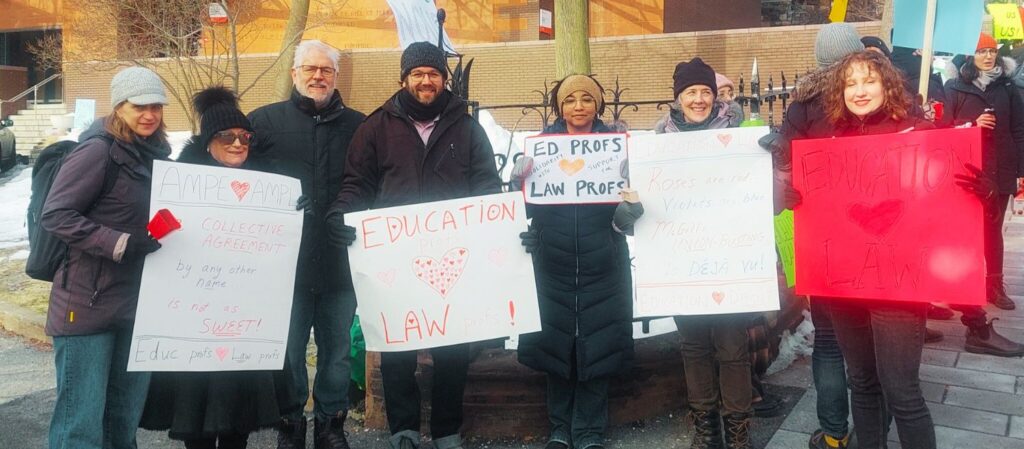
{"left": 27, "top": 103, "right": 66, "bottom": 110}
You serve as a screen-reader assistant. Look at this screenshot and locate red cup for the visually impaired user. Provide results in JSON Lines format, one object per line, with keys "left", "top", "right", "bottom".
{"left": 148, "top": 209, "right": 181, "bottom": 240}
{"left": 932, "top": 101, "right": 944, "bottom": 123}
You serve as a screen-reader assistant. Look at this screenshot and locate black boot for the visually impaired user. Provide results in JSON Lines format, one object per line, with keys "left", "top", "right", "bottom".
{"left": 966, "top": 319, "right": 1024, "bottom": 357}
{"left": 690, "top": 409, "right": 724, "bottom": 449}
{"left": 314, "top": 413, "right": 351, "bottom": 449}
{"left": 723, "top": 412, "right": 751, "bottom": 449}
{"left": 276, "top": 417, "right": 306, "bottom": 449}
{"left": 987, "top": 275, "right": 1016, "bottom": 310}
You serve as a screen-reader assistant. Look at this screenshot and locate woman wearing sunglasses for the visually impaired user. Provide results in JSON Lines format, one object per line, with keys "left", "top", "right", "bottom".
{"left": 139, "top": 86, "right": 298, "bottom": 449}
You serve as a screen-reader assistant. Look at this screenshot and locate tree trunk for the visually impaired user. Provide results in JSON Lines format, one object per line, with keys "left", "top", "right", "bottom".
{"left": 554, "top": 0, "right": 590, "bottom": 79}
{"left": 273, "top": 0, "right": 311, "bottom": 101}
{"left": 880, "top": 0, "right": 895, "bottom": 46}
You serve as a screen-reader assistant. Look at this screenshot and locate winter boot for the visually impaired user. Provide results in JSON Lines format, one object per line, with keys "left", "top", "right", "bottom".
{"left": 433, "top": 434, "right": 464, "bottom": 449}
{"left": 314, "top": 413, "right": 351, "bottom": 449}
{"left": 276, "top": 417, "right": 306, "bottom": 449}
{"left": 965, "top": 319, "right": 1024, "bottom": 357}
{"left": 544, "top": 441, "right": 570, "bottom": 449}
{"left": 690, "top": 409, "right": 724, "bottom": 449}
{"left": 808, "top": 429, "right": 849, "bottom": 449}
{"left": 987, "top": 275, "right": 1017, "bottom": 310}
{"left": 927, "top": 304, "right": 955, "bottom": 320}
{"left": 723, "top": 412, "right": 751, "bottom": 449}
{"left": 924, "top": 327, "right": 944, "bottom": 343}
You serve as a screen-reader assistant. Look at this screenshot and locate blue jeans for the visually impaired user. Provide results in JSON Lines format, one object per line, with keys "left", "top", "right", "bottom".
{"left": 810, "top": 298, "right": 849, "bottom": 439}
{"left": 830, "top": 300, "right": 935, "bottom": 449}
{"left": 282, "top": 288, "right": 357, "bottom": 421}
{"left": 49, "top": 327, "right": 151, "bottom": 449}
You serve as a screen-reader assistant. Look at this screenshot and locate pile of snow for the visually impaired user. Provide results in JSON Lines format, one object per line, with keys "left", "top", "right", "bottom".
{"left": 765, "top": 308, "right": 815, "bottom": 376}
{"left": 0, "top": 168, "right": 31, "bottom": 250}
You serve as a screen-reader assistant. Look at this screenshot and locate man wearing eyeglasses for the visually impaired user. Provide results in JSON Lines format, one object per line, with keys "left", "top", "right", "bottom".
{"left": 324, "top": 41, "right": 501, "bottom": 449}
{"left": 248, "top": 39, "right": 366, "bottom": 449}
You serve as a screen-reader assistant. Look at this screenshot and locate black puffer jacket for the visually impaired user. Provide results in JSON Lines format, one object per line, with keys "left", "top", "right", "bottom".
{"left": 248, "top": 89, "right": 365, "bottom": 294}
{"left": 940, "top": 67, "right": 1024, "bottom": 194}
{"left": 516, "top": 119, "right": 633, "bottom": 382}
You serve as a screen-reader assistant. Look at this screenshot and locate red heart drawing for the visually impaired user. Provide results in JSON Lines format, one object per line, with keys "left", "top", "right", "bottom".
{"left": 215, "top": 347, "right": 230, "bottom": 361}
{"left": 712, "top": 291, "right": 725, "bottom": 304}
{"left": 847, "top": 200, "right": 904, "bottom": 237}
{"left": 716, "top": 134, "right": 732, "bottom": 147}
{"left": 412, "top": 247, "right": 469, "bottom": 298}
{"left": 230, "top": 180, "right": 250, "bottom": 201}
{"left": 377, "top": 269, "right": 396, "bottom": 287}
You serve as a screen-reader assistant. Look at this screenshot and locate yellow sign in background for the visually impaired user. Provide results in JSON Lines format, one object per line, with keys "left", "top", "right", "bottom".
{"left": 987, "top": 3, "right": 1024, "bottom": 40}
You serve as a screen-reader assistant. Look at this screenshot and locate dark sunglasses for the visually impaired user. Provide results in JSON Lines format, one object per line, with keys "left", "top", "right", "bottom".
{"left": 213, "top": 130, "right": 253, "bottom": 145}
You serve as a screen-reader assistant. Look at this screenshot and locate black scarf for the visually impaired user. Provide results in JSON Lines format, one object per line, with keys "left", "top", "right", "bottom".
{"left": 397, "top": 88, "right": 450, "bottom": 122}
{"left": 132, "top": 135, "right": 172, "bottom": 172}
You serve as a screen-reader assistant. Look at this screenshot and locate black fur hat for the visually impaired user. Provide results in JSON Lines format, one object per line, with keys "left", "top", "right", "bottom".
{"left": 192, "top": 86, "right": 252, "bottom": 151}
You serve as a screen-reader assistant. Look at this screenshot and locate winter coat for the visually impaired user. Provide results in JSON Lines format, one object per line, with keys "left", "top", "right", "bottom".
{"left": 41, "top": 121, "right": 171, "bottom": 336}
{"left": 516, "top": 119, "right": 634, "bottom": 382}
{"left": 891, "top": 47, "right": 946, "bottom": 103}
{"left": 247, "top": 89, "right": 366, "bottom": 294}
{"left": 939, "top": 60, "right": 1024, "bottom": 194}
{"left": 780, "top": 67, "right": 833, "bottom": 142}
{"left": 330, "top": 90, "right": 501, "bottom": 212}
{"left": 654, "top": 99, "right": 743, "bottom": 134}
{"left": 140, "top": 138, "right": 293, "bottom": 439}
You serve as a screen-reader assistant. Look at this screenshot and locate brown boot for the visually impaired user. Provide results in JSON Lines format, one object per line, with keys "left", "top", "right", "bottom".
{"left": 723, "top": 412, "right": 751, "bottom": 449}
{"left": 987, "top": 275, "right": 1017, "bottom": 310}
{"left": 690, "top": 409, "right": 724, "bottom": 449}
{"left": 965, "top": 319, "right": 1024, "bottom": 357}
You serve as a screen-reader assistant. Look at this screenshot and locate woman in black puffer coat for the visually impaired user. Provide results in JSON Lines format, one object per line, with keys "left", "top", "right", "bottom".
{"left": 513, "top": 74, "right": 633, "bottom": 449}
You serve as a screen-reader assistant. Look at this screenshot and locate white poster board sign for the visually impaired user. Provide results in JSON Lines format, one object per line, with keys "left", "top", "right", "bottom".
{"left": 129, "top": 161, "right": 303, "bottom": 371}
{"left": 346, "top": 192, "right": 541, "bottom": 351}
{"left": 73, "top": 99, "right": 96, "bottom": 130}
{"left": 523, "top": 133, "right": 628, "bottom": 205}
{"left": 629, "top": 127, "right": 780, "bottom": 317}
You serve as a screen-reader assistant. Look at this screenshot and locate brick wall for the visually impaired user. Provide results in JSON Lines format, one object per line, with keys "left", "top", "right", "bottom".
{"left": 0, "top": 66, "right": 28, "bottom": 119}
{"left": 63, "top": 21, "right": 880, "bottom": 133}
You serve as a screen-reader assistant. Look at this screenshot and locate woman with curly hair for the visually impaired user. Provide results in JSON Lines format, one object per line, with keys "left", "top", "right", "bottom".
{"left": 816, "top": 50, "right": 937, "bottom": 449}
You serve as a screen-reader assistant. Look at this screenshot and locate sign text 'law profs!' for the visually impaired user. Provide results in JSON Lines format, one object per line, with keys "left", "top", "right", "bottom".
{"left": 346, "top": 192, "right": 542, "bottom": 351}
{"left": 792, "top": 127, "right": 986, "bottom": 305}
{"left": 129, "top": 161, "right": 303, "bottom": 371}
{"left": 523, "top": 133, "right": 628, "bottom": 205}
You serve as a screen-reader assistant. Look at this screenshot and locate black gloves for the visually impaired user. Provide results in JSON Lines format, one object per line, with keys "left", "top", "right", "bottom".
{"left": 758, "top": 132, "right": 792, "bottom": 171}
{"left": 295, "top": 195, "right": 314, "bottom": 216}
{"left": 325, "top": 210, "right": 357, "bottom": 247}
{"left": 954, "top": 163, "right": 998, "bottom": 200}
{"left": 773, "top": 178, "right": 803, "bottom": 213}
{"left": 520, "top": 228, "right": 540, "bottom": 254}
{"left": 612, "top": 201, "right": 645, "bottom": 235}
{"left": 124, "top": 234, "right": 161, "bottom": 262}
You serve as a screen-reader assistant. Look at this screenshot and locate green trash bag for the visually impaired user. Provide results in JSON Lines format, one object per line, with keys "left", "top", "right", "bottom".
{"left": 350, "top": 315, "right": 366, "bottom": 391}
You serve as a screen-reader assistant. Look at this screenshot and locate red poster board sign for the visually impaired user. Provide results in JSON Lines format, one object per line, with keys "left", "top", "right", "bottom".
{"left": 791, "top": 127, "right": 985, "bottom": 305}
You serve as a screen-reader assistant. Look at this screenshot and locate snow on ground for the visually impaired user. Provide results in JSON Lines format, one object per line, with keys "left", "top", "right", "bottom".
{"left": 0, "top": 168, "right": 31, "bottom": 250}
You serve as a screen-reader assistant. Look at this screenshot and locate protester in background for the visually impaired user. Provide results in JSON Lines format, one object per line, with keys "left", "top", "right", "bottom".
{"left": 939, "top": 33, "right": 1024, "bottom": 313}
{"left": 140, "top": 86, "right": 302, "bottom": 449}
{"left": 818, "top": 50, "right": 937, "bottom": 449}
{"left": 860, "top": 36, "right": 891, "bottom": 59}
{"left": 715, "top": 73, "right": 746, "bottom": 123}
{"left": 42, "top": 66, "right": 170, "bottom": 449}
{"left": 511, "top": 74, "right": 634, "bottom": 449}
{"left": 247, "top": 39, "right": 366, "bottom": 449}
{"left": 325, "top": 41, "right": 501, "bottom": 449}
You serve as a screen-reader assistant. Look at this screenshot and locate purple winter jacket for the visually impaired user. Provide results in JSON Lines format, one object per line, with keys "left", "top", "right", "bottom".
{"left": 41, "top": 124, "right": 169, "bottom": 336}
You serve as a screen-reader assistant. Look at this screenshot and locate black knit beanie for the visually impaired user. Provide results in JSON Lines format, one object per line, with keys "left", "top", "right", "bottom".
{"left": 193, "top": 86, "right": 252, "bottom": 150}
{"left": 401, "top": 41, "right": 448, "bottom": 81}
{"left": 673, "top": 58, "right": 717, "bottom": 98}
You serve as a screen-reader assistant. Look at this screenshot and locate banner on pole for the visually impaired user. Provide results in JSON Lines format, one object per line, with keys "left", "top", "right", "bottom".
{"left": 988, "top": 3, "right": 1024, "bottom": 41}
{"left": 346, "top": 192, "right": 541, "bottom": 351}
{"left": 629, "top": 127, "right": 780, "bottom": 317}
{"left": 791, "top": 128, "right": 986, "bottom": 305}
{"left": 523, "top": 133, "right": 628, "bottom": 205}
{"left": 129, "top": 161, "right": 303, "bottom": 371}
{"left": 892, "top": 0, "right": 985, "bottom": 56}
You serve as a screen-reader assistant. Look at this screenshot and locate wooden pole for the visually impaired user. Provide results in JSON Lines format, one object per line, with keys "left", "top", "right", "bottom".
{"left": 917, "top": 0, "right": 938, "bottom": 105}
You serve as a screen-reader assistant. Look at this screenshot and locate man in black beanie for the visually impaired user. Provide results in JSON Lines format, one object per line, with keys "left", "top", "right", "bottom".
{"left": 324, "top": 41, "right": 501, "bottom": 449}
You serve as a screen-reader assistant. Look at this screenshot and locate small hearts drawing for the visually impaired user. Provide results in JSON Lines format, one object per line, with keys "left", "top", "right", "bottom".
{"left": 488, "top": 248, "right": 507, "bottom": 267}
{"left": 215, "top": 346, "right": 230, "bottom": 361}
{"left": 377, "top": 269, "right": 396, "bottom": 287}
{"left": 412, "top": 247, "right": 469, "bottom": 298}
{"left": 711, "top": 291, "right": 726, "bottom": 304}
{"left": 847, "top": 199, "right": 904, "bottom": 237}
{"left": 716, "top": 134, "right": 732, "bottom": 147}
{"left": 230, "top": 180, "right": 250, "bottom": 201}
{"left": 559, "top": 158, "right": 586, "bottom": 176}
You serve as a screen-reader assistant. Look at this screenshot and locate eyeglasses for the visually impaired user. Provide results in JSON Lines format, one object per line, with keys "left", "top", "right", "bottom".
{"left": 976, "top": 49, "right": 998, "bottom": 56}
{"left": 212, "top": 130, "right": 253, "bottom": 145}
{"left": 298, "top": 65, "right": 336, "bottom": 76}
{"left": 408, "top": 70, "right": 443, "bottom": 81}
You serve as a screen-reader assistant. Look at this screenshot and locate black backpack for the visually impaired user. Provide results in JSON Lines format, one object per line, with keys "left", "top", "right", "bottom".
{"left": 26, "top": 136, "right": 118, "bottom": 282}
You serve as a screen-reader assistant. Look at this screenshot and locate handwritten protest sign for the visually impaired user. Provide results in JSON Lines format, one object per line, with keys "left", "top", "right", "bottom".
{"left": 346, "top": 192, "right": 541, "bottom": 351}
{"left": 893, "top": 0, "right": 984, "bottom": 56}
{"left": 791, "top": 128, "right": 985, "bottom": 305}
{"left": 629, "top": 127, "right": 780, "bottom": 317}
{"left": 988, "top": 3, "right": 1024, "bottom": 40}
{"left": 129, "top": 161, "right": 303, "bottom": 371}
{"left": 774, "top": 209, "right": 795, "bottom": 288}
{"left": 523, "top": 133, "right": 628, "bottom": 204}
